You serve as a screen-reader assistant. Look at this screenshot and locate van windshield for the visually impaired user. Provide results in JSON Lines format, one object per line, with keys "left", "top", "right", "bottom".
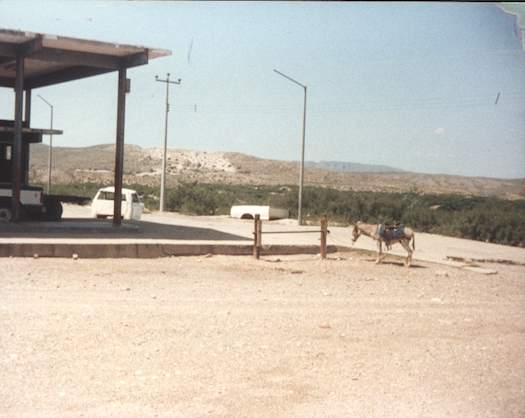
{"left": 98, "top": 191, "right": 127, "bottom": 201}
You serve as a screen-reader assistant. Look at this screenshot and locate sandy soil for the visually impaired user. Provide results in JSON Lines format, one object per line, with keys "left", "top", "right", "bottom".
{"left": 1, "top": 253, "right": 524, "bottom": 417}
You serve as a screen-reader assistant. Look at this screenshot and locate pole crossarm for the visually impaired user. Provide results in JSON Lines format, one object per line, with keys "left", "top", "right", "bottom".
{"left": 155, "top": 75, "right": 181, "bottom": 85}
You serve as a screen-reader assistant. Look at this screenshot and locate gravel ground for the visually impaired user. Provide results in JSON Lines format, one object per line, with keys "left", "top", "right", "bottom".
{"left": 1, "top": 254, "right": 524, "bottom": 417}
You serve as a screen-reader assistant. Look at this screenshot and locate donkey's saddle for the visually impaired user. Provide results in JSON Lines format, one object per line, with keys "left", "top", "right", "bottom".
{"left": 378, "top": 223, "right": 405, "bottom": 241}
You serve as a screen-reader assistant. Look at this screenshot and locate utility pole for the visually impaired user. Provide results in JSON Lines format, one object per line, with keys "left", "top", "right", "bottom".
{"left": 155, "top": 73, "right": 181, "bottom": 212}
{"left": 273, "top": 69, "right": 307, "bottom": 225}
{"left": 37, "top": 94, "right": 54, "bottom": 194}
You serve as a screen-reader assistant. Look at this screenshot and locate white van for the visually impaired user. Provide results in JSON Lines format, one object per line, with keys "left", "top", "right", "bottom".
{"left": 91, "top": 187, "right": 144, "bottom": 220}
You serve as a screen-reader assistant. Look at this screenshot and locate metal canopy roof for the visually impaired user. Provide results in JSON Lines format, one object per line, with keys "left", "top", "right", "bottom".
{"left": 0, "top": 28, "right": 171, "bottom": 89}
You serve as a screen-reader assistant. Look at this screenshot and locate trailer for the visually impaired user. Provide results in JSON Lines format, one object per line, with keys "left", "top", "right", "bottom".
{"left": 0, "top": 120, "right": 64, "bottom": 222}
{"left": 230, "top": 205, "right": 289, "bottom": 221}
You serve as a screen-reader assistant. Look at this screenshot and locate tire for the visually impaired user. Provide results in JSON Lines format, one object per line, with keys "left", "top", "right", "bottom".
{"left": 0, "top": 206, "right": 12, "bottom": 223}
{"left": 44, "top": 197, "right": 63, "bottom": 221}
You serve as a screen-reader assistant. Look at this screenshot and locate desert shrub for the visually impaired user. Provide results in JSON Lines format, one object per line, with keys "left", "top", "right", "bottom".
{"left": 50, "top": 181, "right": 525, "bottom": 246}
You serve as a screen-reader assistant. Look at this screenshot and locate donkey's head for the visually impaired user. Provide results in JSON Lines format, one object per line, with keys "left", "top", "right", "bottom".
{"left": 351, "top": 223, "right": 361, "bottom": 244}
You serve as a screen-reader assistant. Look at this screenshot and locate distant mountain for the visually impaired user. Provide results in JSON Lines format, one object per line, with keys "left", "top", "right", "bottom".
{"left": 306, "top": 161, "right": 405, "bottom": 173}
{"left": 28, "top": 143, "right": 525, "bottom": 200}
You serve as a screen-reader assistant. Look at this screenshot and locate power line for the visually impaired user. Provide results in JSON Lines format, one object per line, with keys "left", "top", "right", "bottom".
{"left": 168, "top": 94, "right": 525, "bottom": 115}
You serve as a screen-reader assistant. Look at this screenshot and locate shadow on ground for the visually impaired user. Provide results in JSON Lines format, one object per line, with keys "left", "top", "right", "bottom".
{"left": 0, "top": 218, "right": 250, "bottom": 241}
{"left": 363, "top": 258, "right": 426, "bottom": 268}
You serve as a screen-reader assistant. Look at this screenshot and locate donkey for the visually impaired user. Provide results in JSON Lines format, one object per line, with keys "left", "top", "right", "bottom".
{"left": 351, "top": 221, "right": 416, "bottom": 267}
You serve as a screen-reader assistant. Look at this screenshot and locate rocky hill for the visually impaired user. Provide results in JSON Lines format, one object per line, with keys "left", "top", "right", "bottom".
{"left": 28, "top": 144, "right": 525, "bottom": 200}
{"left": 305, "top": 161, "right": 404, "bottom": 173}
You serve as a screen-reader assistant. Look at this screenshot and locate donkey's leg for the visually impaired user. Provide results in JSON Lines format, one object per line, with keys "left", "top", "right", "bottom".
{"left": 400, "top": 240, "right": 412, "bottom": 267}
{"left": 375, "top": 240, "right": 383, "bottom": 264}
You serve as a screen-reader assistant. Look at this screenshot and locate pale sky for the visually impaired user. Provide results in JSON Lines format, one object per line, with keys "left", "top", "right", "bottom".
{"left": 1, "top": 1, "right": 525, "bottom": 179}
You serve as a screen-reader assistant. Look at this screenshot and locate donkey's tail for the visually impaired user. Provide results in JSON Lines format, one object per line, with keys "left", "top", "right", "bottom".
{"left": 411, "top": 233, "right": 416, "bottom": 251}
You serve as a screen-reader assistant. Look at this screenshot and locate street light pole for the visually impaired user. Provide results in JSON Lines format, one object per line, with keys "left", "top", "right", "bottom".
{"left": 273, "top": 69, "right": 307, "bottom": 226}
{"left": 37, "top": 94, "right": 54, "bottom": 194}
{"left": 155, "top": 73, "right": 181, "bottom": 212}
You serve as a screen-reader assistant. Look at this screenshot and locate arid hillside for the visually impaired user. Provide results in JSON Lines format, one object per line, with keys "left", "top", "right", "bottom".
{"left": 29, "top": 144, "right": 525, "bottom": 199}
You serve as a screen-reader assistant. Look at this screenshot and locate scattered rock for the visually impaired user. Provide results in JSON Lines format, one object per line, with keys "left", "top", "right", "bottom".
{"left": 430, "top": 297, "right": 443, "bottom": 304}
{"left": 435, "top": 270, "right": 449, "bottom": 277}
{"left": 72, "top": 253, "right": 79, "bottom": 260}
{"left": 319, "top": 324, "right": 332, "bottom": 329}
{"left": 462, "top": 266, "right": 498, "bottom": 275}
{"left": 33, "top": 253, "right": 39, "bottom": 259}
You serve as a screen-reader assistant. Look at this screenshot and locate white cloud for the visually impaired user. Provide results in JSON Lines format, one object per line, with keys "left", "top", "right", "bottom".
{"left": 433, "top": 127, "right": 445, "bottom": 136}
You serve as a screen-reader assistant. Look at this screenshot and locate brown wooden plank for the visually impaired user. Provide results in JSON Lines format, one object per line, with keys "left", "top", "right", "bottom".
{"left": 0, "top": 42, "right": 17, "bottom": 57}
{"left": 0, "top": 77, "right": 14, "bottom": 88}
{"left": 30, "top": 47, "right": 121, "bottom": 69}
{"left": 113, "top": 68, "right": 127, "bottom": 226}
{"left": 121, "top": 51, "right": 148, "bottom": 68}
{"left": 25, "top": 66, "right": 114, "bottom": 89}
{"left": 18, "top": 36, "right": 43, "bottom": 56}
{"left": 11, "top": 55, "right": 24, "bottom": 222}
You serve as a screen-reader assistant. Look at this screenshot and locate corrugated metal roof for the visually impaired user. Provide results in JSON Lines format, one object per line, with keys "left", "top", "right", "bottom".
{"left": 0, "top": 28, "right": 171, "bottom": 88}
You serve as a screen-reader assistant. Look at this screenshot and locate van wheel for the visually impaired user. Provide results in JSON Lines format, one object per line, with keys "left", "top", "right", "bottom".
{"left": 44, "top": 197, "right": 63, "bottom": 221}
{"left": 0, "top": 207, "right": 13, "bottom": 223}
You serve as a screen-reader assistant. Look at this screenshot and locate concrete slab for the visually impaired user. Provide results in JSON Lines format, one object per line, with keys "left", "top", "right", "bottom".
{"left": 1, "top": 204, "right": 525, "bottom": 268}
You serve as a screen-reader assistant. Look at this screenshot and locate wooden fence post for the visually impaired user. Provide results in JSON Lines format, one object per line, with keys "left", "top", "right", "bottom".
{"left": 320, "top": 216, "right": 328, "bottom": 259}
{"left": 253, "top": 214, "right": 262, "bottom": 259}
{"left": 253, "top": 214, "right": 258, "bottom": 258}
{"left": 256, "top": 215, "right": 262, "bottom": 259}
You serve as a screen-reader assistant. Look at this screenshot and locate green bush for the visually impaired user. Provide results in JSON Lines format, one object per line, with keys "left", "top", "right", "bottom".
{"left": 49, "top": 181, "right": 525, "bottom": 247}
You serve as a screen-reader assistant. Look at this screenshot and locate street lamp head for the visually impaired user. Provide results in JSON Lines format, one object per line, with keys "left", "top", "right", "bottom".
{"left": 155, "top": 75, "right": 159, "bottom": 80}
{"left": 37, "top": 94, "right": 52, "bottom": 108}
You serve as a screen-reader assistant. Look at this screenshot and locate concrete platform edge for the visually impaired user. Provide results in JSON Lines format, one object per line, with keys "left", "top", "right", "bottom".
{"left": 0, "top": 243, "right": 339, "bottom": 258}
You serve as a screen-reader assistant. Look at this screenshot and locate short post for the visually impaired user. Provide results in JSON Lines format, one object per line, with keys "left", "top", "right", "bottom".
{"left": 253, "top": 214, "right": 262, "bottom": 259}
{"left": 257, "top": 215, "right": 262, "bottom": 259}
{"left": 320, "top": 216, "right": 328, "bottom": 259}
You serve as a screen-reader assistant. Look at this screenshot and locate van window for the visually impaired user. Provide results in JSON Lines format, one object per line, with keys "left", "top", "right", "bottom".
{"left": 99, "top": 191, "right": 114, "bottom": 201}
{"left": 98, "top": 191, "right": 126, "bottom": 201}
{"left": 131, "top": 193, "right": 139, "bottom": 203}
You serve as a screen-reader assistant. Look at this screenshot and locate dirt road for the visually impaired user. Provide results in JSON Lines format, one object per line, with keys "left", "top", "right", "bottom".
{"left": 1, "top": 254, "right": 524, "bottom": 417}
